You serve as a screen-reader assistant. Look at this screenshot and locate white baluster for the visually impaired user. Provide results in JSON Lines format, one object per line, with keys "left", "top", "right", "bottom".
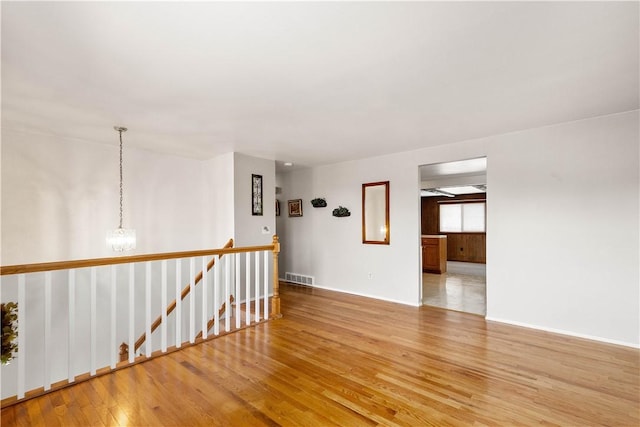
{"left": 202, "top": 256, "right": 208, "bottom": 339}
{"left": 213, "top": 256, "right": 219, "bottom": 335}
{"left": 264, "top": 251, "right": 269, "bottom": 319}
{"left": 255, "top": 251, "right": 261, "bottom": 321}
{"left": 235, "top": 253, "right": 241, "bottom": 329}
{"left": 90, "top": 267, "right": 97, "bottom": 375}
{"left": 210, "top": 259, "right": 214, "bottom": 320}
{"left": 161, "top": 260, "right": 167, "bottom": 353}
{"left": 128, "top": 263, "right": 135, "bottom": 363}
{"left": 69, "top": 269, "right": 76, "bottom": 380}
{"left": 225, "top": 255, "right": 230, "bottom": 332}
{"left": 145, "top": 262, "right": 152, "bottom": 357}
{"left": 110, "top": 265, "right": 116, "bottom": 369}
{"left": 17, "top": 274, "right": 25, "bottom": 399}
{"left": 189, "top": 257, "right": 195, "bottom": 343}
{"left": 245, "top": 252, "right": 250, "bottom": 326}
{"left": 175, "top": 259, "right": 182, "bottom": 348}
{"left": 44, "top": 272, "right": 52, "bottom": 390}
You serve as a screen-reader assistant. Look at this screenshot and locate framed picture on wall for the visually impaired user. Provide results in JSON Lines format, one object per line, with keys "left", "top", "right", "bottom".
{"left": 276, "top": 199, "right": 281, "bottom": 216}
{"left": 288, "top": 199, "right": 303, "bottom": 217}
{"left": 252, "top": 174, "right": 263, "bottom": 216}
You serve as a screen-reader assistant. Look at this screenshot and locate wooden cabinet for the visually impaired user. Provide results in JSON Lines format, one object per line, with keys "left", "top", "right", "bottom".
{"left": 422, "top": 236, "right": 447, "bottom": 274}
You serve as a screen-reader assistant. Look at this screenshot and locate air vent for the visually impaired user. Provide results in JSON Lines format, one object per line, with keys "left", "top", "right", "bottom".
{"left": 284, "top": 272, "right": 315, "bottom": 286}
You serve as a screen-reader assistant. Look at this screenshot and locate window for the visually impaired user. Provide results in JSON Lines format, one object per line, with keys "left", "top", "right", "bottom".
{"left": 439, "top": 202, "right": 485, "bottom": 233}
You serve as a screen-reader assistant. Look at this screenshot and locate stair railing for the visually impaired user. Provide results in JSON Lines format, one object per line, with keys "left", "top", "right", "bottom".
{"left": 124, "top": 238, "right": 234, "bottom": 358}
{"left": 0, "top": 235, "right": 281, "bottom": 408}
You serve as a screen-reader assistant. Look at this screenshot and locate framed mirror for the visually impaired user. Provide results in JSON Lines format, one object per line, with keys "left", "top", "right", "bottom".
{"left": 362, "top": 181, "right": 390, "bottom": 244}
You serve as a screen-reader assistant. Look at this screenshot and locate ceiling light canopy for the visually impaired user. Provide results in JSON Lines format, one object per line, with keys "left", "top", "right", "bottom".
{"left": 421, "top": 185, "right": 486, "bottom": 198}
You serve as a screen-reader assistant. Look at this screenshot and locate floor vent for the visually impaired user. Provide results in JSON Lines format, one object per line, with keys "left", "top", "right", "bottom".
{"left": 284, "top": 272, "right": 315, "bottom": 286}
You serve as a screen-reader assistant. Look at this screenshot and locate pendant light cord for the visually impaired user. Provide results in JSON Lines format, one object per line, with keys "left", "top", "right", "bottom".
{"left": 118, "top": 128, "right": 124, "bottom": 229}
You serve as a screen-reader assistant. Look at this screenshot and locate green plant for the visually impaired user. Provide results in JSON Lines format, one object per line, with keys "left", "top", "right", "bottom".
{"left": 1, "top": 302, "right": 18, "bottom": 365}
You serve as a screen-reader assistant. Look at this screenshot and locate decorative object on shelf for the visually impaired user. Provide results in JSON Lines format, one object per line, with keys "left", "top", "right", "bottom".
{"left": 332, "top": 206, "right": 351, "bottom": 217}
{"left": 288, "top": 199, "right": 303, "bottom": 217}
{"left": 1, "top": 302, "right": 18, "bottom": 365}
{"left": 252, "top": 174, "right": 263, "bottom": 216}
{"left": 275, "top": 199, "right": 281, "bottom": 216}
{"left": 310, "top": 198, "right": 327, "bottom": 208}
{"left": 106, "top": 126, "right": 136, "bottom": 252}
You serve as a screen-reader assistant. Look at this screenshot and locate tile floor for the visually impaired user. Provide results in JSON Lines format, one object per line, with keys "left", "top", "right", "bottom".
{"left": 422, "top": 262, "right": 486, "bottom": 316}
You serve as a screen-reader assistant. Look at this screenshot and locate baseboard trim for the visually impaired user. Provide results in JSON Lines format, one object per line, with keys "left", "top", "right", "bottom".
{"left": 485, "top": 316, "right": 640, "bottom": 349}
{"left": 280, "top": 279, "right": 420, "bottom": 307}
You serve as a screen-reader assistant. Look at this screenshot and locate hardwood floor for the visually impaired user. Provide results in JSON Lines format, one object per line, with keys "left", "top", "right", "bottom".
{"left": 2, "top": 283, "right": 639, "bottom": 426}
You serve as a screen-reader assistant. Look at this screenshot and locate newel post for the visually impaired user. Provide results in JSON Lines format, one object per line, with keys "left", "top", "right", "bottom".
{"left": 270, "top": 235, "right": 282, "bottom": 319}
{"left": 119, "top": 342, "right": 129, "bottom": 363}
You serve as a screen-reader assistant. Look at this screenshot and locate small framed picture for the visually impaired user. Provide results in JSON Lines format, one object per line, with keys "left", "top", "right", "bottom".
{"left": 252, "top": 174, "right": 263, "bottom": 216}
{"left": 276, "top": 199, "right": 281, "bottom": 217}
{"left": 288, "top": 199, "right": 303, "bottom": 217}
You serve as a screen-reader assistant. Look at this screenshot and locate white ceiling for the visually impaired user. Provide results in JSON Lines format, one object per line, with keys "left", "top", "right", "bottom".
{"left": 420, "top": 157, "right": 486, "bottom": 181}
{"left": 2, "top": 2, "right": 638, "bottom": 169}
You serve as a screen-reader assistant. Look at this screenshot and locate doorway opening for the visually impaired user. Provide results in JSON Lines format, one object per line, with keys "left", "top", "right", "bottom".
{"left": 419, "top": 157, "right": 487, "bottom": 316}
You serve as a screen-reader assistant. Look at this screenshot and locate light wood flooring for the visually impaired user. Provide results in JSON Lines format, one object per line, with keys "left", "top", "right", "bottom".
{"left": 2, "top": 283, "right": 638, "bottom": 426}
{"left": 422, "top": 270, "right": 486, "bottom": 316}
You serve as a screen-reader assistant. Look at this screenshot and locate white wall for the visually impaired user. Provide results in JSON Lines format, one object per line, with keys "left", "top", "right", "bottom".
{"left": 232, "top": 153, "right": 276, "bottom": 247}
{"left": 278, "top": 111, "right": 639, "bottom": 346}
{"left": 485, "top": 111, "right": 639, "bottom": 347}
{"left": 278, "top": 155, "right": 422, "bottom": 306}
{"left": 232, "top": 153, "right": 277, "bottom": 302}
{"left": 203, "top": 152, "right": 235, "bottom": 246}
{"left": 0, "top": 129, "right": 235, "bottom": 265}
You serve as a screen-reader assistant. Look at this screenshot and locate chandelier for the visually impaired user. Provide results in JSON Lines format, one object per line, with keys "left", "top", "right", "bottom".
{"left": 106, "top": 126, "right": 136, "bottom": 251}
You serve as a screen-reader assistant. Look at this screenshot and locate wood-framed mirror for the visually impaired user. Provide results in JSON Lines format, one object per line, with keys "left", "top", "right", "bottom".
{"left": 362, "top": 181, "right": 390, "bottom": 244}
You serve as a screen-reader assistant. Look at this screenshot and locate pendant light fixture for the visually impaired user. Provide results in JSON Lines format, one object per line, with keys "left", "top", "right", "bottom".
{"left": 106, "top": 126, "right": 136, "bottom": 251}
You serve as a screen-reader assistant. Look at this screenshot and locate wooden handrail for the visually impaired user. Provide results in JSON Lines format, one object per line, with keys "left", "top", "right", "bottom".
{"left": 0, "top": 241, "right": 279, "bottom": 276}
{"left": 132, "top": 238, "right": 234, "bottom": 353}
{"left": 3, "top": 235, "right": 283, "bottom": 406}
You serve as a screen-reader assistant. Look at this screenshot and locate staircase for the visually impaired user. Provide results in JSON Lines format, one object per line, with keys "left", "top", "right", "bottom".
{"left": 0, "top": 236, "right": 282, "bottom": 407}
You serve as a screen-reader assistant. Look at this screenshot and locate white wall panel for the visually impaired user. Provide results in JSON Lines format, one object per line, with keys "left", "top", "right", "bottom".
{"left": 277, "top": 111, "right": 639, "bottom": 346}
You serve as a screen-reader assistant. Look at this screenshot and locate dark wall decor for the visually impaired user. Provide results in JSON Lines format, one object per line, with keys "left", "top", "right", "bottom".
{"left": 288, "top": 199, "right": 303, "bottom": 217}
{"left": 332, "top": 206, "right": 351, "bottom": 217}
{"left": 311, "top": 198, "right": 327, "bottom": 207}
{"left": 252, "top": 174, "right": 263, "bottom": 216}
{"left": 276, "top": 199, "right": 280, "bottom": 216}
